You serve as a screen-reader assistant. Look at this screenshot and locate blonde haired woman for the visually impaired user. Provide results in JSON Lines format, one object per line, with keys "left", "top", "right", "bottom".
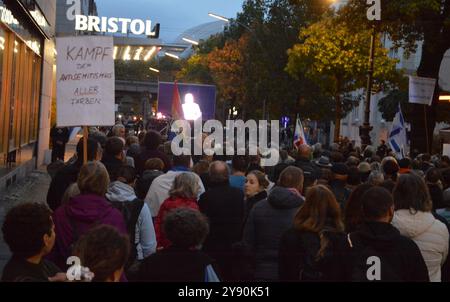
{"left": 49, "top": 161, "right": 127, "bottom": 269}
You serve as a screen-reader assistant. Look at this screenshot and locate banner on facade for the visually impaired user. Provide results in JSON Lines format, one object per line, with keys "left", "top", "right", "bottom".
{"left": 409, "top": 76, "right": 436, "bottom": 106}
{"left": 56, "top": 36, "right": 115, "bottom": 127}
{"left": 444, "top": 144, "right": 450, "bottom": 157}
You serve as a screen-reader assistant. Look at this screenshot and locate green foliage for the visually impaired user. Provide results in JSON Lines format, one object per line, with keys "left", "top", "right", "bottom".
{"left": 286, "top": 17, "right": 400, "bottom": 96}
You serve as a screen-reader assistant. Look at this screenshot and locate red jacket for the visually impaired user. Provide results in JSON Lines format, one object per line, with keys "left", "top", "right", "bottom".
{"left": 154, "top": 196, "right": 199, "bottom": 249}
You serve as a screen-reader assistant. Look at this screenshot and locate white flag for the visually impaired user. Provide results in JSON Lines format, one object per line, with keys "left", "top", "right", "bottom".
{"left": 293, "top": 115, "right": 308, "bottom": 149}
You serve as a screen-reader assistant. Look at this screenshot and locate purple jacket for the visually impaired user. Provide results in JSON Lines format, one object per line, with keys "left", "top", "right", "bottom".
{"left": 49, "top": 194, "right": 127, "bottom": 270}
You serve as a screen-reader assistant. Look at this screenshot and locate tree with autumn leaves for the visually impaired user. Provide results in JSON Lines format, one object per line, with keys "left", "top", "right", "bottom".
{"left": 285, "top": 16, "right": 400, "bottom": 141}
{"left": 176, "top": 0, "right": 449, "bottom": 149}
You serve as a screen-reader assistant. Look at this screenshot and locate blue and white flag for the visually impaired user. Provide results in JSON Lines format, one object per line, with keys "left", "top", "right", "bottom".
{"left": 388, "top": 104, "right": 408, "bottom": 159}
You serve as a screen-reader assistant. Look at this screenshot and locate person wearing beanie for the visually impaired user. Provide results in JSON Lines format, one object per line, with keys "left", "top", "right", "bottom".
{"left": 358, "top": 162, "right": 371, "bottom": 183}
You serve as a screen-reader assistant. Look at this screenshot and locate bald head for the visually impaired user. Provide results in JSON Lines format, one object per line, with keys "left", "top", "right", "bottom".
{"left": 298, "top": 145, "right": 311, "bottom": 159}
{"left": 209, "top": 161, "right": 229, "bottom": 184}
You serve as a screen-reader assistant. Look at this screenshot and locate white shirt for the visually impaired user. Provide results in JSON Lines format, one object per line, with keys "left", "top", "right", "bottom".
{"left": 144, "top": 171, "right": 205, "bottom": 217}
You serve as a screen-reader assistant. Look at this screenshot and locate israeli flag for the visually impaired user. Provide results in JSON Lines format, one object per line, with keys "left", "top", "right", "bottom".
{"left": 388, "top": 104, "right": 408, "bottom": 159}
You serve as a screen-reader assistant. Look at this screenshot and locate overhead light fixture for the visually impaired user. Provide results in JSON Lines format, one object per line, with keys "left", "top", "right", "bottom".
{"left": 182, "top": 37, "right": 199, "bottom": 45}
{"left": 123, "top": 46, "right": 131, "bottom": 60}
{"left": 149, "top": 67, "right": 160, "bottom": 73}
{"left": 439, "top": 95, "right": 450, "bottom": 101}
{"left": 113, "top": 46, "right": 118, "bottom": 60}
{"left": 208, "top": 13, "right": 230, "bottom": 22}
{"left": 165, "top": 52, "right": 180, "bottom": 59}
{"left": 134, "top": 47, "right": 144, "bottom": 60}
{"left": 144, "top": 46, "right": 157, "bottom": 61}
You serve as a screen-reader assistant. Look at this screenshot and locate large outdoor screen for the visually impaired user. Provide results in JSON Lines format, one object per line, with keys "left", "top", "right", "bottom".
{"left": 157, "top": 82, "right": 216, "bottom": 120}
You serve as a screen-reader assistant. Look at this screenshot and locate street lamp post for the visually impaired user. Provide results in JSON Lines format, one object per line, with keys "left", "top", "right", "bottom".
{"left": 209, "top": 12, "right": 268, "bottom": 120}
{"left": 359, "top": 24, "right": 376, "bottom": 148}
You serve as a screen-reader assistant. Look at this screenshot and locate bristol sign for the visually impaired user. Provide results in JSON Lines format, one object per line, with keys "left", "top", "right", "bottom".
{"left": 66, "top": 0, "right": 160, "bottom": 38}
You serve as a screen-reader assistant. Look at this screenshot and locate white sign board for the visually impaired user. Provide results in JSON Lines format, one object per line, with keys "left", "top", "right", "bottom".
{"left": 56, "top": 36, "right": 115, "bottom": 127}
{"left": 444, "top": 144, "right": 450, "bottom": 157}
{"left": 409, "top": 76, "right": 436, "bottom": 106}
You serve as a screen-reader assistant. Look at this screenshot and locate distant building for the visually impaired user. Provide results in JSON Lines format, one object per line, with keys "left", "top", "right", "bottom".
{"left": 0, "top": 0, "right": 56, "bottom": 191}
{"left": 174, "top": 21, "right": 227, "bottom": 58}
{"left": 334, "top": 38, "right": 450, "bottom": 149}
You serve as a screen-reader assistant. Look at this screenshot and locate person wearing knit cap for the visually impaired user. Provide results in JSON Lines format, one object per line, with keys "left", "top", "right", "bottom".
{"left": 358, "top": 162, "right": 371, "bottom": 183}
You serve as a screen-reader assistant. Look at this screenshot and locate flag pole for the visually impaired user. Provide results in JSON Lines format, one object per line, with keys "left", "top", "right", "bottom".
{"left": 424, "top": 105, "right": 430, "bottom": 154}
{"left": 83, "top": 126, "right": 88, "bottom": 164}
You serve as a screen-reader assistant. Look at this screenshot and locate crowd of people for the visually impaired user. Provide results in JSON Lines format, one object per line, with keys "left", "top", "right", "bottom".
{"left": 2, "top": 124, "right": 450, "bottom": 282}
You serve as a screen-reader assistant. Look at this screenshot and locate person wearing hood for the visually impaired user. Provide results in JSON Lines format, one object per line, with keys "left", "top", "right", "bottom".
{"left": 199, "top": 161, "right": 245, "bottom": 281}
{"left": 279, "top": 185, "right": 351, "bottom": 281}
{"left": 392, "top": 173, "right": 449, "bottom": 282}
{"left": 348, "top": 187, "right": 429, "bottom": 281}
{"left": 243, "top": 166, "right": 305, "bottom": 281}
{"left": 49, "top": 161, "right": 127, "bottom": 270}
{"left": 106, "top": 165, "right": 157, "bottom": 261}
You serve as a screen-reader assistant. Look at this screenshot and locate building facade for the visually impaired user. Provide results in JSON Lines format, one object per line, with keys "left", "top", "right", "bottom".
{"left": 0, "top": 0, "right": 56, "bottom": 190}
{"left": 335, "top": 39, "right": 450, "bottom": 149}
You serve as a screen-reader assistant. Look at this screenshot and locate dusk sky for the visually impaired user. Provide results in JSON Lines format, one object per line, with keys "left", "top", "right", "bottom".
{"left": 95, "top": 0, "right": 244, "bottom": 42}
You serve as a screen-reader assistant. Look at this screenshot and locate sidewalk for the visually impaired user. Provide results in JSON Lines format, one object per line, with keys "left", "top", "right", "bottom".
{"left": 0, "top": 169, "right": 52, "bottom": 274}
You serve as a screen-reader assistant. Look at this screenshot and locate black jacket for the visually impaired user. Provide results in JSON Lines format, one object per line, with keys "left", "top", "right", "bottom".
{"left": 279, "top": 228, "right": 351, "bottom": 281}
{"left": 138, "top": 247, "right": 216, "bottom": 282}
{"left": 198, "top": 182, "right": 245, "bottom": 280}
{"left": 243, "top": 187, "right": 304, "bottom": 281}
{"left": 294, "top": 158, "right": 321, "bottom": 189}
{"left": 429, "top": 184, "right": 445, "bottom": 210}
{"left": 245, "top": 190, "right": 267, "bottom": 221}
{"left": 348, "top": 221, "right": 429, "bottom": 282}
{"left": 1, "top": 256, "right": 61, "bottom": 282}
{"left": 50, "top": 127, "right": 70, "bottom": 145}
{"left": 329, "top": 180, "right": 351, "bottom": 208}
{"left": 46, "top": 162, "right": 81, "bottom": 211}
{"left": 135, "top": 170, "right": 164, "bottom": 199}
{"left": 101, "top": 154, "right": 124, "bottom": 182}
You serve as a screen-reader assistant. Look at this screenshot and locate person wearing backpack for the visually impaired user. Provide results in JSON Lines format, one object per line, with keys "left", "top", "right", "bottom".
{"left": 347, "top": 186, "right": 429, "bottom": 282}
{"left": 49, "top": 161, "right": 127, "bottom": 271}
{"left": 138, "top": 208, "right": 220, "bottom": 282}
{"left": 278, "top": 185, "right": 351, "bottom": 281}
{"left": 106, "top": 165, "right": 157, "bottom": 277}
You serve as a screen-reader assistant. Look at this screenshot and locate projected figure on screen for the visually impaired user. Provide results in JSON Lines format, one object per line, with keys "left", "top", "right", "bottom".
{"left": 182, "top": 93, "right": 202, "bottom": 121}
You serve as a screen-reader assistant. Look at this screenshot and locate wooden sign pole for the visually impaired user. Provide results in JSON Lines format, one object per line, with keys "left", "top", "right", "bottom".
{"left": 424, "top": 105, "right": 430, "bottom": 154}
{"left": 83, "top": 126, "right": 88, "bottom": 164}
